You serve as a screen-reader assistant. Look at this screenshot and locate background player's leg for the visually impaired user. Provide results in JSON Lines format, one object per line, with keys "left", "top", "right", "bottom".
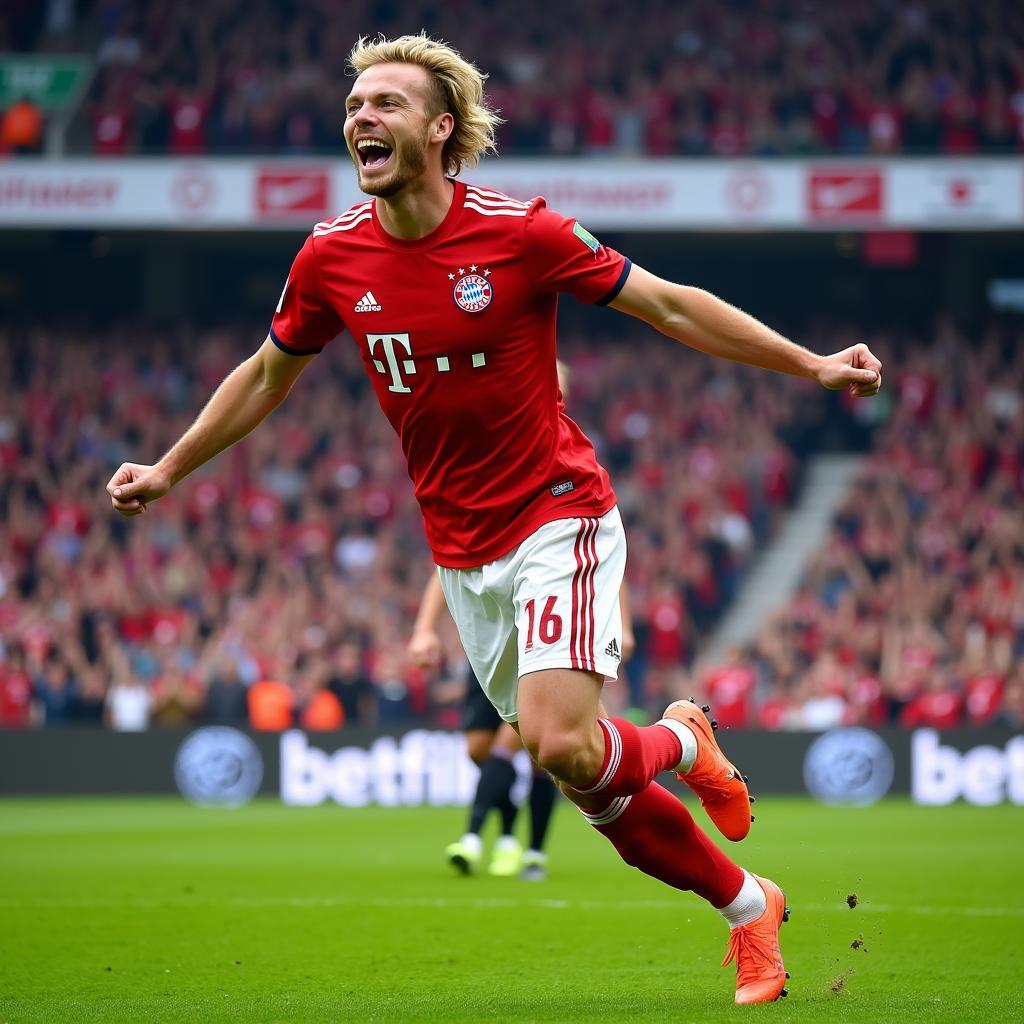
{"left": 449, "top": 681, "right": 525, "bottom": 875}
{"left": 528, "top": 769, "right": 556, "bottom": 851}
{"left": 483, "top": 731, "right": 524, "bottom": 876}
{"left": 521, "top": 769, "right": 556, "bottom": 881}
{"left": 467, "top": 748, "right": 516, "bottom": 835}
{"left": 446, "top": 726, "right": 498, "bottom": 874}
{"left": 489, "top": 723, "right": 526, "bottom": 842}
{"left": 464, "top": 728, "right": 494, "bottom": 768}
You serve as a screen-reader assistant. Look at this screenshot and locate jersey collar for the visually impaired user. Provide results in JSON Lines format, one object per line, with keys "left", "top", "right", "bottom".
{"left": 370, "top": 179, "right": 466, "bottom": 251}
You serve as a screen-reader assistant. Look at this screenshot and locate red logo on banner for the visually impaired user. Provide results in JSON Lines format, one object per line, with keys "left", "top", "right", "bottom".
{"left": 948, "top": 178, "right": 972, "bottom": 205}
{"left": 808, "top": 171, "right": 883, "bottom": 219}
{"left": 256, "top": 170, "right": 330, "bottom": 217}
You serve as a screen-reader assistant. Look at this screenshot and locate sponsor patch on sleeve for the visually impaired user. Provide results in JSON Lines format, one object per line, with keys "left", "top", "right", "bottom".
{"left": 572, "top": 221, "right": 601, "bottom": 254}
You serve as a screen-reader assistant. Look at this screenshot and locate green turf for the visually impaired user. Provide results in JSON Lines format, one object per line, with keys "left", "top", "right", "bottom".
{"left": 0, "top": 796, "right": 1021, "bottom": 1023}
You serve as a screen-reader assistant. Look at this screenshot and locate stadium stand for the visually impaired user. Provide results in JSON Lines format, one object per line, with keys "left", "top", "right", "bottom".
{"left": 1, "top": 316, "right": 1020, "bottom": 731}
{"left": 0, "top": 320, "right": 834, "bottom": 730}
{"left": 3, "top": 0, "right": 1023, "bottom": 156}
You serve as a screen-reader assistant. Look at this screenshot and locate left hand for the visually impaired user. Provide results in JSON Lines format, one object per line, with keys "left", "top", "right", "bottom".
{"left": 817, "top": 342, "right": 882, "bottom": 397}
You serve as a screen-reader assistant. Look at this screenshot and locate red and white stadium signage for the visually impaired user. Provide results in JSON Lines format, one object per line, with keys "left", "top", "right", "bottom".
{"left": 0, "top": 158, "right": 1020, "bottom": 230}
{"left": 0, "top": 172, "right": 120, "bottom": 211}
{"left": 255, "top": 168, "right": 331, "bottom": 219}
{"left": 886, "top": 160, "right": 1024, "bottom": 226}
{"left": 807, "top": 170, "right": 884, "bottom": 220}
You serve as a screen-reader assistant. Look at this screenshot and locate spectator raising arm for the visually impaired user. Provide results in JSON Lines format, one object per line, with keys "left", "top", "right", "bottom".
{"left": 106, "top": 336, "right": 316, "bottom": 515}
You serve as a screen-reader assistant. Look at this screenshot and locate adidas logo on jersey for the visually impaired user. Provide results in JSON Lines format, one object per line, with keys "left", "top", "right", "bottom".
{"left": 354, "top": 291, "right": 382, "bottom": 312}
{"left": 604, "top": 638, "right": 621, "bottom": 661}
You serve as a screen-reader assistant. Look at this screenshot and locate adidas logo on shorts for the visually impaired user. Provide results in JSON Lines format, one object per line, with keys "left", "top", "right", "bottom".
{"left": 604, "top": 638, "right": 621, "bottom": 661}
{"left": 354, "top": 291, "right": 382, "bottom": 312}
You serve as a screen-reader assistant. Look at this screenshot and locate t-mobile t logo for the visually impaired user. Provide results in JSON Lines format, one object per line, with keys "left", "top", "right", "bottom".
{"left": 367, "top": 332, "right": 415, "bottom": 393}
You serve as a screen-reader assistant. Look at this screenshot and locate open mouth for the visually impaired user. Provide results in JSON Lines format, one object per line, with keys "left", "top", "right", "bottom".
{"left": 356, "top": 138, "right": 394, "bottom": 169}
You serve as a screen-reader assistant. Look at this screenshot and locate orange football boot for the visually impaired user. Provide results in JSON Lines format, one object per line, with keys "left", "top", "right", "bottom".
{"left": 662, "top": 697, "right": 752, "bottom": 841}
{"left": 723, "top": 874, "right": 790, "bottom": 1005}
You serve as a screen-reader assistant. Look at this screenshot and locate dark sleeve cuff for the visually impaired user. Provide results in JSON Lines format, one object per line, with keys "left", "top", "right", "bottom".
{"left": 595, "top": 258, "right": 632, "bottom": 307}
{"left": 269, "top": 327, "right": 324, "bottom": 356}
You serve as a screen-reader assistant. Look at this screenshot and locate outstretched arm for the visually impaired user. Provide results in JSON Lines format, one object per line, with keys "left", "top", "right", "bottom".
{"left": 609, "top": 265, "right": 881, "bottom": 396}
{"left": 106, "top": 336, "right": 315, "bottom": 516}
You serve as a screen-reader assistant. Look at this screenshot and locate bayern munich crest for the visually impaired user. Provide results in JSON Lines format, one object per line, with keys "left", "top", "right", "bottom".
{"left": 451, "top": 267, "right": 493, "bottom": 313}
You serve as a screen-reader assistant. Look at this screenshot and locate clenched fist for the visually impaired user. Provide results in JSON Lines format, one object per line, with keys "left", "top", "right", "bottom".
{"left": 106, "top": 463, "right": 172, "bottom": 517}
{"left": 817, "top": 342, "right": 882, "bottom": 397}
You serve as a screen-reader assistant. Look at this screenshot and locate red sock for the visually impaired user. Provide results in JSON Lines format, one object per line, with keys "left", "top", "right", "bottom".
{"left": 576, "top": 717, "right": 682, "bottom": 803}
{"left": 583, "top": 782, "right": 744, "bottom": 908}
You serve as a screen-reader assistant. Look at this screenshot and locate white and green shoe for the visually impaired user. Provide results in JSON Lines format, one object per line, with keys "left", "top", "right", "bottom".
{"left": 445, "top": 833, "right": 483, "bottom": 875}
{"left": 487, "top": 835, "right": 524, "bottom": 877}
{"left": 520, "top": 849, "right": 547, "bottom": 882}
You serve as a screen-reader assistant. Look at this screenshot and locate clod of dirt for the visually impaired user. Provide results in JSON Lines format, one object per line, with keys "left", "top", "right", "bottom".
{"left": 831, "top": 969, "right": 852, "bottom": 994}
{"left": 850, "top": 935, "right": 869, "bottom": 951}
{"left": 846, "top": 893, "right": 858, "bottom": 909}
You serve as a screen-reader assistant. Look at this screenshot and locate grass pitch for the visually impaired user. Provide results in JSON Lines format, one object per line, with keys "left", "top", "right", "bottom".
{"left": 0, "top": 796, "right": 1021, "bottom": 1023}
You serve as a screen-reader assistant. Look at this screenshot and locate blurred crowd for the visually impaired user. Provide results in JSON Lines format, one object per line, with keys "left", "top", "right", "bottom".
{"left": 690, "top": 320, "right": 1024, "bottom": 731}
{"left": 3, "top": 0, "right": 1023, "bottom": 157}
{"left": 2, "top": 314, "right": 1021, "bottom": 733}
{"left": 0, "top": 319, "right": 814, "bottom": 732}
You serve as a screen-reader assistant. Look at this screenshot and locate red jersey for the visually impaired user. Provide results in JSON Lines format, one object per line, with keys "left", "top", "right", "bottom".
{"left": 271, "top": 180, "right": 630, "bottom": 567}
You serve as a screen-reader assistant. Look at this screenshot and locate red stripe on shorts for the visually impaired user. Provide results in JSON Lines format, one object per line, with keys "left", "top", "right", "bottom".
{"left": 570, "top": 520, "right": 589, "bottom": 670}
{"left": 586, "top": 517, "right": 600, "bottom": 669}
{"left": 576, "top": 517, "right": 599, "bottom": 671}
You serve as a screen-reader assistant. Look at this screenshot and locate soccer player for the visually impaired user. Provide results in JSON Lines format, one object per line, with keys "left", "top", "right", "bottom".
{"left": 107, "top": 33, "right": 882, "bottom": 1005}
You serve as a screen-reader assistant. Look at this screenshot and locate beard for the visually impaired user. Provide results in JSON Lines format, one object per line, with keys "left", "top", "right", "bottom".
{"left": 353, "top": 125, "right": 430, "bottom": 198}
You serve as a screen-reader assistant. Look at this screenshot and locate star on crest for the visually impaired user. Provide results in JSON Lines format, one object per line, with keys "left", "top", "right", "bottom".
{"left": 450, "top": 265, "right": 493, "bottom": 280}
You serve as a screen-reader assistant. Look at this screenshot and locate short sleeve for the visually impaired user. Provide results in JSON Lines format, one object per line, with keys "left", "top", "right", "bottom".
{"left": 522, "top": 199, "right": 631, "bottom": 305}
{"left": 270, "top": 235, "right": 344, "bottom": 355}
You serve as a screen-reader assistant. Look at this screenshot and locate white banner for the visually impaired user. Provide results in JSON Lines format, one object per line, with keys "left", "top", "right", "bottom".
{"left": 1, "top": 157, "right": 1021, "bottom": 230}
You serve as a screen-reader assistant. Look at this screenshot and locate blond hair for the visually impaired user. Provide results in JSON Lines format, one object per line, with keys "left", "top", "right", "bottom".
{"left": 348, "top": 33, "right": 502, "bottom": 177}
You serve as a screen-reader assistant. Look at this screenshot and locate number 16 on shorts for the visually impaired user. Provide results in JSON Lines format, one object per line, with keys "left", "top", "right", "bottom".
{"left": 514, "top": 507, "right": 626, "bottom": 680}
{"left": 523, "top": 595, "right": 562, "bottom": 651}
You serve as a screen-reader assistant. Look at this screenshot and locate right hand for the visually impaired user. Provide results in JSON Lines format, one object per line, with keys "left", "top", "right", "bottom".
{"left": 407, "top": 628, "right": 443, "bottom": 670}
{"left": 106, "top": 463, "right": 172, "bottom": 517}
{"left": 816, "top": 342, "right": 882, "bottom": 397}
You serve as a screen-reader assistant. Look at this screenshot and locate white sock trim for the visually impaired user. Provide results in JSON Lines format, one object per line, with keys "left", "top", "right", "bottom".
{"left": 719, "top": 870, "right": 767, "bottom": 928}
{"left": 579, "top": 794, "right": 632, "bottom": 827}
{"left": 655, "top": 719, "right": 697, "bottom": 773}
{"left": 574, "top": 718, "right": 622, "bottom": 795}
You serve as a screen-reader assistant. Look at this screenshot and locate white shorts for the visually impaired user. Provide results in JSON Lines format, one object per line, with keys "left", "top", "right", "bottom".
{"left": 438, "top": 506, "right": 626, "bottom": 723}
